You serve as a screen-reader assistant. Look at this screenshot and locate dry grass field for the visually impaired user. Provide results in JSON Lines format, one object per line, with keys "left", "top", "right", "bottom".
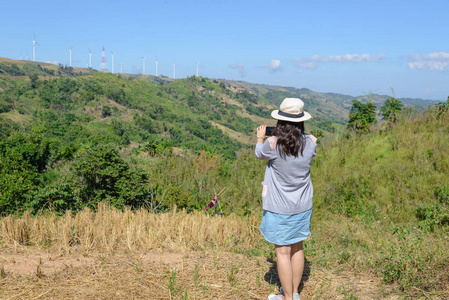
{"left": 0, "top": 204, "right": 422, "bottom": 300}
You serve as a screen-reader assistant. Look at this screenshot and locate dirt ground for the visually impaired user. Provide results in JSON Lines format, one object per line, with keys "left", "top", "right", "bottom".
{"left": 0, "top": 247, "right": 423, "bottom": 299}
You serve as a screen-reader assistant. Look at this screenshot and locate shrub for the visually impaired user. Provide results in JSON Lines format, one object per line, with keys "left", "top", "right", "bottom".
{"left": 102, "top": 105, "right": 112, "bottom": 118}
{"left": 163, "top": 185, "right": 192, "bottom": 209}
{"left": 416, "top": 203, "right": 449, "bottom": 231}
{"left": 380, "top": 97, "right": 404, "bottom": 122}
{"left": 68, "top": 144, "right": 151, "bottom": 210}
{"left": 434, "top": 184, "right": 449, "bottom": 205}
{"left": 25, "top": 183, "right": 75, "bottom": 215}
{"left": 347, "top": 100, "right": 376, "bottom": 133}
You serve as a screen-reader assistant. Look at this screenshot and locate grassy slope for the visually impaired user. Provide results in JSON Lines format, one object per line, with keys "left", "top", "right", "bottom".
{"left": 115, "top": 104, "right": 449, "bottom": 296}
{"left": 0, "top": 96, "right": 448, "bottom": 297}
{"left": 308, "top": 107, "right": 449, "bottom": 295}
{"left": 313, "top": 108, "right": 449, "bottom": 221}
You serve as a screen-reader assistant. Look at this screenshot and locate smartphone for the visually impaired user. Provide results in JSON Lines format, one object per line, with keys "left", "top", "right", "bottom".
{"left": 265, "top": 126, "right": 275, "bottom": 136}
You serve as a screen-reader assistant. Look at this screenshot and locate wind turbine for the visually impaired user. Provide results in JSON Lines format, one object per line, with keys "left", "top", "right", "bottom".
{"left": 196, "top": 61, "right": 199, "bottom": 77}
{"left": 69, "top": 47, "right": 73, "bottom": 67}
{"left": 173, "top": 62, "right": 176, "bottom": 79}
{"left": 88, "top": 48, "right": 93, "bottom": 68}
{"left": 155, "top": 58, "right": 158, "bottom": 76}
{"left": 120, "top": 62, "right": 123, "bottom": 74}
{"left": 142, "top": 56, "right": 146, "bottom": 75}
{"left": 32, "top": 34, "right": 40, "bottom": 62}
{"left": 111, "top": 51, "right": 115, "bottom": 73}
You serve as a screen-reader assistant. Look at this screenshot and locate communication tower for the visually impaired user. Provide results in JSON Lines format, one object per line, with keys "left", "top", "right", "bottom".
{"left": 100, "top": 46, "right": 108, "bottom": 72}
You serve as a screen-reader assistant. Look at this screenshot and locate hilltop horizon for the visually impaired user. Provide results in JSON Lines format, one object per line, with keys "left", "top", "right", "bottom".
{"left": 1, "top": 56, "right": 441, "bottom": 107}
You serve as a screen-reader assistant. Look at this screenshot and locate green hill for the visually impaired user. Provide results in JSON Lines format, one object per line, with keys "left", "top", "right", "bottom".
{"left": 0, "top": 57, "right": 96, "bottom": 77}
{"left": 0, "top": 57, "right": 348, "bottom": 159}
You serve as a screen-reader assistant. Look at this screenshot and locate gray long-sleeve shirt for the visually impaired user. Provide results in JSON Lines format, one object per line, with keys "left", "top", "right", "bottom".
{"left": 255, "top": 136, "right": 316, "bottom": 215}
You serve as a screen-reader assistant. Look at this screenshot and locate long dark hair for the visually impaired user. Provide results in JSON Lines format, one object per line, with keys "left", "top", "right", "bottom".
{"left": 272, "top": 120, "right": 306, "bottom": 157}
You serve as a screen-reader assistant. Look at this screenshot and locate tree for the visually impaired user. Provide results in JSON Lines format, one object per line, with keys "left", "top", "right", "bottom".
{"left": 69, "top": 144, "right": 151, "bottom": 210}
{"left": 29, "top": 74, "right": 39, "bottom": 89}
{"left": 347, "top": 100, "right": 376, "bottom": 133}
{"left": 101, "top": 105, "right": 112, "bottom": 118}
{"left": 434, "top": 96, "right": 449, "bottom": 114}
{"left": 0, "top": 130, "right": 57, "bottom": 213}
{"left": 380, "top": 97, "right": 404, "bottom": 122}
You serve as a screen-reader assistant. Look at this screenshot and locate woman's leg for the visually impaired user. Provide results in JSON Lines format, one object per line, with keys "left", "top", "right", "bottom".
{"left": 275, "top": 244, "right": 293, "bottom": 300}
{"left": 290, "top": 241, "right": 304, "bottom": 294}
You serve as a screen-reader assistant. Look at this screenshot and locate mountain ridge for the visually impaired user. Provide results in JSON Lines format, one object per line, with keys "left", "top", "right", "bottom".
{"left": 0, "top": 56, "right": 442, "bottom": 154}
{"left": 1, "top": 56, "right": 439, "bottom": 111}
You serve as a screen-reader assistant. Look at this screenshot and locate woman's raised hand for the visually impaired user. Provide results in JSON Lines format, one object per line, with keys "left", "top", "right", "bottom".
{"left": 257, "top": 125, "right": 267, "bottom": 139}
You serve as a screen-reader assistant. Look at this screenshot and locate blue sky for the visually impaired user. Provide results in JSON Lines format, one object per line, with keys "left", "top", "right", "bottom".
{"left": 1, "top": 0, "right": 449, "bottom": 100}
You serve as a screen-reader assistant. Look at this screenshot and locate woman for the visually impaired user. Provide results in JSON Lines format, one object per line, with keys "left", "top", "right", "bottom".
{"left": 255, "top": 98, "right": 317, "bottom": 300}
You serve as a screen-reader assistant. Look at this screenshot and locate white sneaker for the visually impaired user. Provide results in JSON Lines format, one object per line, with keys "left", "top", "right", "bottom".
{"left": 278, "top": 287, "right": 300, "bottom": 300}
{"left": 268, "top": 294, "right": 299, "bottom": 300}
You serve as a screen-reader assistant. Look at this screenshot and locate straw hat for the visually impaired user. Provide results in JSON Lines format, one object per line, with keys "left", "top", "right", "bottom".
{"left": 271, "top": 98, "right": 312, "bottom": 122}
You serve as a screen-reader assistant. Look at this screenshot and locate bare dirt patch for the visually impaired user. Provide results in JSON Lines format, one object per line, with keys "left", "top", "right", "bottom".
{"left": 0, "top": 247, "right": 402, "bottom": 300}
{"left": 1, "top": 251, "right": 95, "bottom": 276}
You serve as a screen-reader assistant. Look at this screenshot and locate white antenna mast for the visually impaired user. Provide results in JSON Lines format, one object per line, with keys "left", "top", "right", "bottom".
{"left": 69, "top": 47, "right": 73, "bottom": 67}
{"left": 32, "top": 34, "right": 39, "bottom": 62}
{"left": 142, "top": 56, "right": 146, "bottom": 75}
{"left": 88, "top": 48, "right": 93, "bottom": 68}
{"left": 111, "top": 51, "right": 115, "bottom": 73}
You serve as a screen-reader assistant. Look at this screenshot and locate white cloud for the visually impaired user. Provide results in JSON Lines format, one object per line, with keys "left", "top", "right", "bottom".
{"left": 309, "top": 55, "right": 321, "bottom": 62}
{"left": 229, "top": 63, "right": 247, "bottom": 77}
{"left": 407, "top": 52, "right": 449, "bottom": 71}
{"left": 266, "top": 59, "right": 282, "bottom": 72}
{"left": 298, "top": 62, "right": 318, "bottom": 70}
{"left": 323, "top": 53, "right": 386, "bottom": 63}
{"left": 293, "top": 53, "right": 386, "bottom": 71}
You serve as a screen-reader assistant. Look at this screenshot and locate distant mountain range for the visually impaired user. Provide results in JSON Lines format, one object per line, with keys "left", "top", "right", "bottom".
{"left": 221, "top": 79, "right": 439, "bottom": 112}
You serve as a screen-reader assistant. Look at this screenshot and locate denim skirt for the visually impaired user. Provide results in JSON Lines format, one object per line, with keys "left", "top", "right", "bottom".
{"left": 259, "top": 208, "right": 312, "bottom": 246}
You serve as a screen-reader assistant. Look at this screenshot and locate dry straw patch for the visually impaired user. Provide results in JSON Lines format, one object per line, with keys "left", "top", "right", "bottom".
{"left": 0, "top": 204, "right": 260, "bottom": 254}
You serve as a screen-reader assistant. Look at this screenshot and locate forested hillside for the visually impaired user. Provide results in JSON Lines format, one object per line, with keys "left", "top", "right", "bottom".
{"left": 0, "top": 58, "right": 445, "bottom": 217}
{"left": 0, "top": 58, "right": 340, "bottom": 215}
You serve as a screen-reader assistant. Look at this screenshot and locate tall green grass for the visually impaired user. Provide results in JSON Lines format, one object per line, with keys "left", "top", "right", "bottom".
{"left": 130, "top": 105, "right": 449, "bottom": 295}
{"left": 307, "top": 107, "right": 449, "bottom": 295}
